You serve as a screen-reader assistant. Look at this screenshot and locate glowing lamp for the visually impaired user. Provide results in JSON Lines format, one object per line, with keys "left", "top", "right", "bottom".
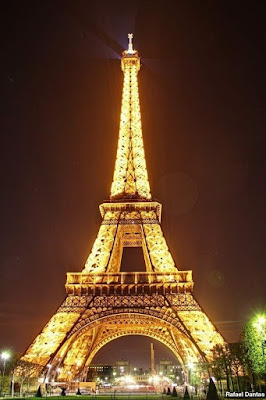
{"left": 1, "top": 352, "right": 10, "bottom": 361}
{"left": 187, "top": 362, "right": 194, "bottom": 369}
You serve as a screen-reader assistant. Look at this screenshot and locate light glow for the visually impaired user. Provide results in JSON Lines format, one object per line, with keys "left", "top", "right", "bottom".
{"left": 124, "top": 375, "right": 134, "bottom": 384}
{"left": 1, "top": 351, "right": 10, "bottom": 361}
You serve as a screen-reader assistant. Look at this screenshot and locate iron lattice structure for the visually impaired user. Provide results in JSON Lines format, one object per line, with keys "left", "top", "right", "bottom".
{"left": 19, "top": 36, "right": 225, "bottom": 382}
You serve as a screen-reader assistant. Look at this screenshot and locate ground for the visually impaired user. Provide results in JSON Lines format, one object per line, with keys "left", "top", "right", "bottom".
{"left": 5, "top": 395, "right": 166, "bottom": 400}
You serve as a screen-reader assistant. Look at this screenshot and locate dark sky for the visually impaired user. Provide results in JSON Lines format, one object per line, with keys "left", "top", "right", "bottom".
{"left": 1, "top": 0, "right": 266, "bottom": 369}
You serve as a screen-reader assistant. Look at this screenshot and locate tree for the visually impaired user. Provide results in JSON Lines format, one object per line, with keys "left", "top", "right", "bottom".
{"left": 36, "top": 385, "right": 42, "bottom": 397}
{"left": 206, "top": 378, "right": 219, "bottom": 400}
{"left": 172, "top": 386, "right": 177, "bottom": 397}
{"left": 243, "top": 315, "right": 266, "bottom": 375}
{"left": 229, "top": 342, "right": 246, "bottom": 391}
{"left": 14, "top": 359, "right": 41, "bottom": 396}
{"left": 211, "top": 344, "right": 232, "bottom": 391}
{"left": 243, "top": 314, "right": 266, "bottom": 389}
{"left": 183, "top": 387, "right": 190, "bottom": 400}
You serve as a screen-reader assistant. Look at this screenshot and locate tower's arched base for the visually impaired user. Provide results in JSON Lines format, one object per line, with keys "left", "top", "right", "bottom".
{"left": 19, "top": 272, "right": 225, "bottom": 382}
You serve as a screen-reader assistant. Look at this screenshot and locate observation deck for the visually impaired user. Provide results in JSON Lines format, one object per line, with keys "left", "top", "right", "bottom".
{"left": 65, "top": 271, "right": 194, "bottom": 296}
{"left": 100, "top": 201, "right": 162, "bottom": 222}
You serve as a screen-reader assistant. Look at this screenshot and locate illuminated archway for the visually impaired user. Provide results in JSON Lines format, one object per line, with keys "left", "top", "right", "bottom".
{"left": 88, "top": 334, "right": 181, "bottom": 382}
{"left": 48, "top": 312, "right": 201, "bottom": 381}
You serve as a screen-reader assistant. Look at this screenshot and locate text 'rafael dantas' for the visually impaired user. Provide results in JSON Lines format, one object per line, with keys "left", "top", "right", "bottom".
{"left": 225, "top": 392, "right": 265, "bottom": 398}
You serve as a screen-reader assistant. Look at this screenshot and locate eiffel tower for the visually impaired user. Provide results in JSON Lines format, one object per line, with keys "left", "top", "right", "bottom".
{"left": 20, "top": 34, "right": 225, "bottom": 382}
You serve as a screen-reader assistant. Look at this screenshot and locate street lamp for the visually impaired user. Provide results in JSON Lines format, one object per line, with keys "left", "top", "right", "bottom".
{"left": 187, "top": 362, "right": 194, "bottom": 370}
{"left": 0, "top": 351, "right": 11, "bottom": 396}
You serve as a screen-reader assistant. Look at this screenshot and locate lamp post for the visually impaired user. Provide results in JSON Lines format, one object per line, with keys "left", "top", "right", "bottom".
{"left": 0, "top": 351, "right": 10, "bottom": 396}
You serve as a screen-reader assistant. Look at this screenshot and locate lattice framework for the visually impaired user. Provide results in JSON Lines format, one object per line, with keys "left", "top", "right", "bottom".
{"left": 18, "top": 35, "right": 226, "bottom": 382}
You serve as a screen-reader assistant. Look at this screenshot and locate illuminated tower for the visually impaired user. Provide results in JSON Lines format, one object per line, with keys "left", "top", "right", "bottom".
{"left": 18, "top": 34, "right": 225, "bottom": 382}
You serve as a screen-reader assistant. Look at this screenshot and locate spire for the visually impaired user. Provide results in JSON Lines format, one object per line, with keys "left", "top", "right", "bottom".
{"left": 127, "top": 33, "right": 134, "bottom": 54}
{"left": 110, "top": 34, "right": 151, "bottom": 201}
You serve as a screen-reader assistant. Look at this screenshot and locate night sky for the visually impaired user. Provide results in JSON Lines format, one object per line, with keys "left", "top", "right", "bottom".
{"left": 1, "top": 1, "right": 266, "bottom": 369}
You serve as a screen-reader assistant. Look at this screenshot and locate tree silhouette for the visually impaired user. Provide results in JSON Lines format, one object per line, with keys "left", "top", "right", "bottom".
{"left": 183, "top": 386, "right": 190, "bottom": 399}
{"left": 172, "top": 386, "right": 177, "bottom": 397}
{"left": 207, "top": 378, "right": 219, "bottom": 400}
{"left": 35, "top": 386, "right": 42, "bottom": 397}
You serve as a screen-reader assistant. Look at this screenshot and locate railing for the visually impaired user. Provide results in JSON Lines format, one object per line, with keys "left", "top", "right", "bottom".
{"left": 66, "top": 271, "right": 193, "bottom": 285}
{"left": 65, "top": 271, "right": 194, "bottom": 295}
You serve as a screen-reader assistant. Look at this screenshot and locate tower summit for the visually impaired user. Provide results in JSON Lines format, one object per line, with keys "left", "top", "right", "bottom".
{"left": 111, "top": 33, "right": 151, "bottom": 200}
{"left": 127, "top": 33, "right": 134, "bottom": 54}
{"left": 17, "top": 35, "right": 225, "bottom": 383}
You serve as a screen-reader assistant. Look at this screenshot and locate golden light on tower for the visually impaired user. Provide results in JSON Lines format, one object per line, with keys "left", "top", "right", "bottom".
{"left": 17, "top": 34, "right": 226, "bottom": 383}
{"left": 111, "top": 33, "right": 150, "bottom": 200}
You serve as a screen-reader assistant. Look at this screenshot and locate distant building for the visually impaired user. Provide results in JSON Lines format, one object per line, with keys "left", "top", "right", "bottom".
{"left": 86, "top": 360, "right": 154, "bottom": 381}
{"left": 135, "top": 375, "right": 150, "bottom": 384}
{"left": 86, "top": 364, "right": 113, "bottom": 381}
{"left": 113, "top": 359, "right": 133, "bottom": 376}
{"left": 156, "top": 360, "right": 181, "bottom": 378}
